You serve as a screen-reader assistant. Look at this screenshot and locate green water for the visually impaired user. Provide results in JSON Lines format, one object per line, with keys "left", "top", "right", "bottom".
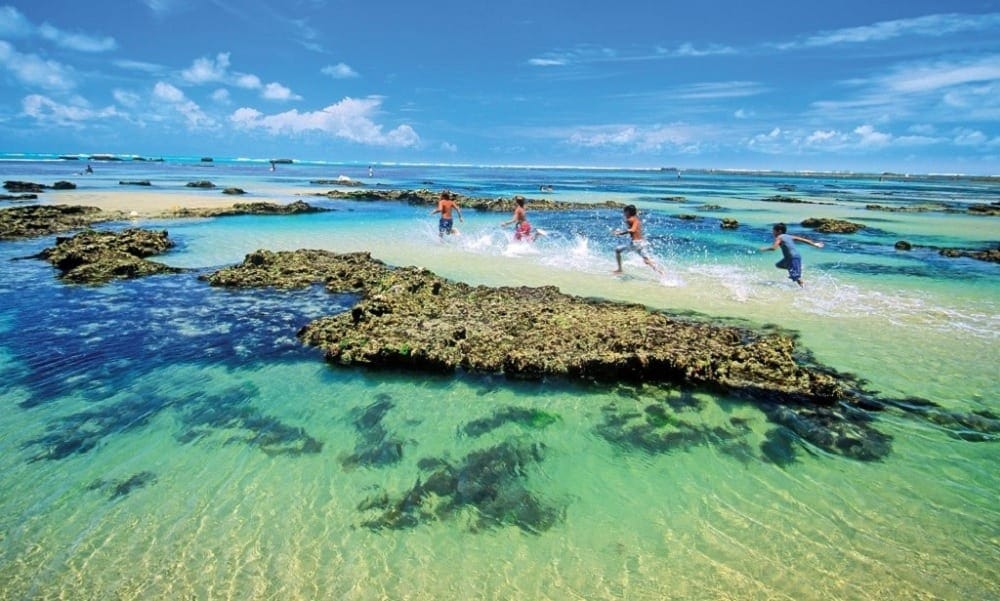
{"left": 0, "top": 164, "right": 997, "bottom": 599}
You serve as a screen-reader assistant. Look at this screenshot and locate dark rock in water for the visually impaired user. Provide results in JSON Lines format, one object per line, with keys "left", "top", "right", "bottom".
{"left": 0, "top": 193, "right": 38, "bottom": 201}
{"left": 52, "top": 180, "right": 77, "bottom": 190}
{"left": 164, "top": 200, "right": 326, "bottom": 218}
{"left": 359, "top": 440, "right": 563, "bottom": 533}
{"left": 37, "top": 228, "right": 181, "bottom": 284}
{"left": 462, "top": 406, "right": 561, "bottom": 437}
{"left": 111, "top": 471, "right": 158, "bottom": 499}
{"left": 760, "top": 427, "right": 799, "bottom": 466}
{"left": 894, "top": 240, "right": 912, "bottom": 251}
{"left": 967, "top": 202, "right": 1000, "bottom": 216}
{"left": 938, "top": 245, "right": 1000, "bottom": 264}
{"left": 317, "top": 188, "right": 626, "bottom": 212}
{"left": 222, "top": 187, "right": 246, "bottom": 195}
{"left": 595, "top": 400, "right": 751, "bottom": 457}
{"left": 720, "top": 218, "right": 739, "bottom": 229}
{"left": 760, "top": 404, "right": 892, "bottom": 461}
{"left": 119, "top": 180, "right": 152, "bottom": 186}
{"left": 174, "top": 384, "right": 323, "bottom": 456}
{"left": 4, "top": 180, "right": 46, "bottom": 193}
{"left": 800, "top": 217, "right": 864, "bottom": 234}
{"left": 186, "top": 180, "right": 215, "bottom": 188}
{"left": 761, "top": 195, "right": 811, "bottom": 204}
{"left": 0, "top": 204, "right": 119, "bottom": 240}
{"left": 201, "top": 157, "right": 213, "bottom": 162}
{"left": 674, "top": 213, "right": 700, "bottom": 220}
{"left": 341, "top": 397, "right": 406, "bottom": 469}
{"left": 88, "top": 471, "right": 158, "bottom": 500}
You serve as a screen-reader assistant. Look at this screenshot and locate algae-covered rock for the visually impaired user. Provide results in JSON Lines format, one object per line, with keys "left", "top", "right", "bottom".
{"left": 37, "top": 228, "right": 181, "bottom": 284}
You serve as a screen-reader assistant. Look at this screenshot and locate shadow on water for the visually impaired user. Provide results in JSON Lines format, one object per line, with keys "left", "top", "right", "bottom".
{"left": 3, "top": 271, "right": 355, "bottom": 409}
{"left": 24, "top": 381, "right": 324, "bottom": 462}
{"left": 1, "top": 264, "right": 340, "bottom": 463}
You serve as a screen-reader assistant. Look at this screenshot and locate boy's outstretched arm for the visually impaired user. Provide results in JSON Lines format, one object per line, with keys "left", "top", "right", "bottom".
{"left": 792, "top": 235, "right": 824, "bottom": 248}
{"left": 759, "top": 237, "right": 780, "bottom": 252}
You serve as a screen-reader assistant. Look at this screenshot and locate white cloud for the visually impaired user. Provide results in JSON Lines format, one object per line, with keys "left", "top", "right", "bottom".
{"left": 182, "top": 53, "right": 231, "bottom": 84}
{"left": 953, "top": 129, "right": 987, "bottom": 146}
{"left": 153, "top": 81, "right": 215, "bottom": 128}
{"left": 235, "top": 74, "right": 261, "bottom": 89}
{"left": 734, "top": 109, "right": 754, "bottom": 119}
{"left": 528, "top": 57, "right": 568, "bottom": 67}
{"left": 142, "top": 0, "right": 176, "bottom": 16}
{"left": 211, "top": 88, "right": 231, "bottom": 104}
{"left": 853, "top": 124, "right": 892, "bottom": 146}
{"left": 22, "top": 94, "right": 120, "bottom": 126}
{"left": 800, "top": 12, "right": 1000, "bottom": 48}
{"left": 229, "top": 96, "right": 420, "bottom": 147}
{"left": 565, "top": 123, "right": 706, "bottom": 152}
{"left": 441, "top": 142, "right": 458, "bottom": 153}
{"left": 674, "top": 81, "right": 766, "bottom": 100}
{"left": 322, "top": 63, "right": 359, "bottom": 79}
{"left": 112, "top": 89, "right": 141, "bottom": 107}
{"left": 663, "top": 43, "right": 736, "bottom": 58}
{"left": 37, "top": 22, "right": 116, "bottom": 52}
{"left": 114, "top": 59, "right": 166, "bottom": 73}
{"left": 262, "top": 82, "right": 301, "bottom": 101}
{"left": 0, "top": 6, "right": 32, "bottom": 37}
{"left": 153, "top": 81, "right": 185, "bottom": 103}
{"left": 0, "top": 41, "right": 75, "bottom": 90}
{"left": 880, "top": 55, "right": 1000, "bottom": 94}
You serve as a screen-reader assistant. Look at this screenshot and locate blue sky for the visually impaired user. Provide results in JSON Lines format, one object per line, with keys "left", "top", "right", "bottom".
{"left": 1, "top": 0, "right": 998, "bottom": 174}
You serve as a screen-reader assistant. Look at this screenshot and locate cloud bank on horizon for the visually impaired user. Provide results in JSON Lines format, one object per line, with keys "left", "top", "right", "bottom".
{"left": 0, "top": 1, "right": 997, "bottom": 174}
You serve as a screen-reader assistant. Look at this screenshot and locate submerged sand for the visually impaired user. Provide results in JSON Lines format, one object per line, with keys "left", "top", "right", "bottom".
{"left": 27, "top": 186, "right": 314, "bottom": 217}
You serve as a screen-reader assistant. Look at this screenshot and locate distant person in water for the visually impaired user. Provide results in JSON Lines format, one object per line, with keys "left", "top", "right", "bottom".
{"left": 431, "top": 190, "right": 463, "bottom": 238}
{"left": 269, "top": 160, "right": 276, "bottom": 172}
{"left": 759, "top": 222, "right": 824, "bottom": 287}
{"left": 613, "top": 204, "right": 664, "bottom": 276}
{"left": 84, "top": 163, "right": 93, "bottom": 174}
{"left": 500, "top": 195, "right": 539, "bottom": 242}
{"left": 368, "top": 165, "right": 374, "bottom": 177}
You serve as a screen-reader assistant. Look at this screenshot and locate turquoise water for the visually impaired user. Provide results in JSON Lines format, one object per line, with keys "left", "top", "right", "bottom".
{"left": 0, "top": 157, "right": 997, "bottom": 599}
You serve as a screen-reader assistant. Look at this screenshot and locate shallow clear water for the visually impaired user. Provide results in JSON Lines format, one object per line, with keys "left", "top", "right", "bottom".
{"left": 0, "top": 158, "right": 997, "bottom": 599}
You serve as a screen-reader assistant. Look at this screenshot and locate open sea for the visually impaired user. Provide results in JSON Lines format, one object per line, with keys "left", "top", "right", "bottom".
{"left": 0, "top": 154, "right": 997, "bottom": 599}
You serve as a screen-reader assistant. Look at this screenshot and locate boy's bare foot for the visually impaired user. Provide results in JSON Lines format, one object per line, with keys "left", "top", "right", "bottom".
{"left": 612, "top": 269, "right": 623, "bottom": 274}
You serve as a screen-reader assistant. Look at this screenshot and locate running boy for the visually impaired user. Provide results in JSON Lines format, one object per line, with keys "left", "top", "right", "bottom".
{"left": 430, "top": 190, "right": 463, "bottom": 237}
{"left": 759, "top": 222, "right": 824, "bottom": 286}
{"left": 613, "top": 204, "right": 664, "bottom": 276}
{"left": 500, "top": 195, "right": 538, "bottom": 241}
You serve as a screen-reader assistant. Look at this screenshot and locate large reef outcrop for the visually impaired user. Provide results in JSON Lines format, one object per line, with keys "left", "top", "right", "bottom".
{"left": 203, "top": 248, "right": 1000, "bottom": 461}
{"left": 206, "top": 249, "right": 850, "bottom": 403}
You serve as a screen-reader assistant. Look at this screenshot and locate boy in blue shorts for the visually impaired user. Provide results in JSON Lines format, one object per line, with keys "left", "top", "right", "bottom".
{"left": 430, "top": 190, "right": 463, "bottom": 238}
{"left": 759, "top": 222, "right": 824, "bottom": 286}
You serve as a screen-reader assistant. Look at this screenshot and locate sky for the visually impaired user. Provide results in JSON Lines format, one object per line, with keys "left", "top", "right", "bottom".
{"left": 1, "top": 0, "right": 998, "bottom": 174}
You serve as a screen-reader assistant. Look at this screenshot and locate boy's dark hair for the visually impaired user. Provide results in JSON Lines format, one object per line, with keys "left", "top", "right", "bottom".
{"left": 773, "top": 222, "right": 787, "bottom": 234}
{"left": 624, "top": 204, "right": 637, "bottom": 217}
{"left": 513, "top": 195, "right": 526, "bottom": 206}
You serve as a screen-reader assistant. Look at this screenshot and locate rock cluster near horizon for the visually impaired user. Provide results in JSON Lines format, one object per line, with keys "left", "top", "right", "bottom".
{"left": 315, "top": 189, "right": 627, "bottom": 212}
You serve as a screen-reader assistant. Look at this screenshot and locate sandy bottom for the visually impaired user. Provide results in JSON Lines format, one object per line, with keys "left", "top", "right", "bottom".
{"left": 39, "top": 186, "right": 321, "bottom": 217}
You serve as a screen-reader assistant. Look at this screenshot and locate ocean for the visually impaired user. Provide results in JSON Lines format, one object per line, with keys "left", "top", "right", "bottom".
{"left": 0, "top": 154, "right": 997, "bottom": 599}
